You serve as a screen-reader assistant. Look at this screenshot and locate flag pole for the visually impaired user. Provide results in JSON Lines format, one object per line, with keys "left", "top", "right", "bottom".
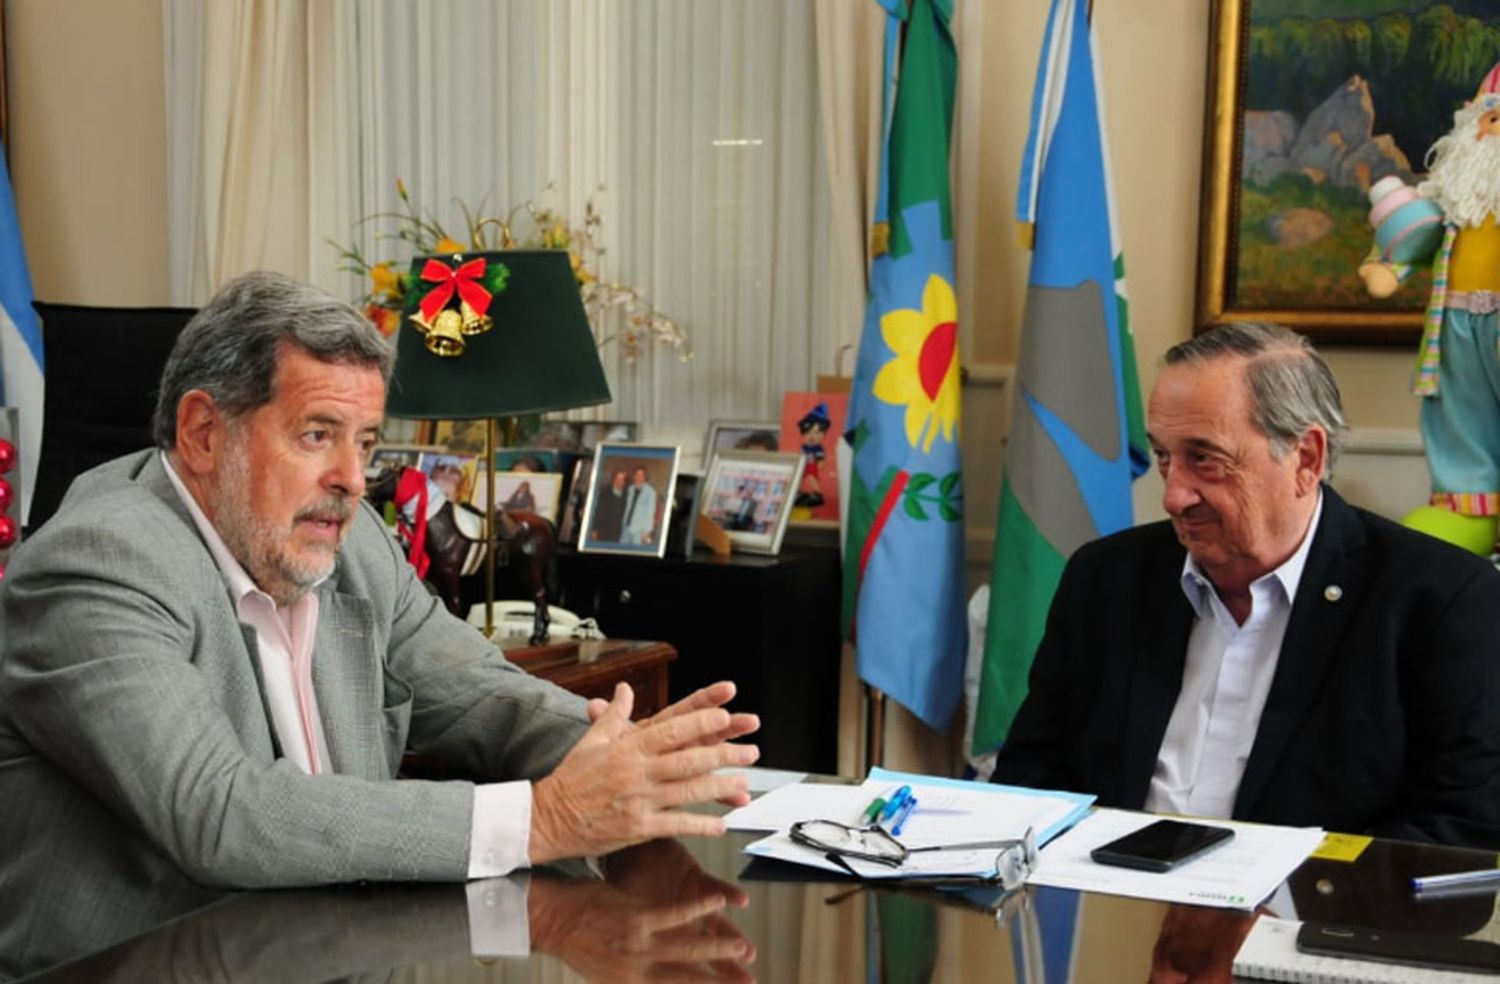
{"left": 864, "top": 685, "right": 886, "bottom": 770}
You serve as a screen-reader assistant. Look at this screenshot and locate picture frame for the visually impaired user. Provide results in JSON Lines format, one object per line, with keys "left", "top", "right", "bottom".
{"left": 778, "top": 392, "right": 847, "bottom": 527}
{"left": 530, "top": 420, "right": 584, "bottom": 453}
{"left": 700, "top": 450, "right": 805, "bottom": 556}
{"left": 557, "top": 454, "right": 594, "bottom": 547}
{"left": 663, "top": 471, "right": 704, "bottom": 558}
{"left": 577, "top": 443, "right": 681, "bottom": 558}
{"left": 468, "top": 469, "right": 563, "bottom": 522}
{"left": 1194, "top": 0, "right": 1478, "bottom": 345}
{"left": 415, "top": 451, "right": 478, "bottom": 505}
{"left": 418, "top": 419, "right": 490, "bottom": 456}
{"left": 580, "top": 420, "right": 639, "bottom": 450}
{"left": 492, "top": 448, "right": 561, "bottom": 474}
{"left": 702, "top": 420, "right": 780, "bottom": 464}
{"left": 366, "top": 443, "right": 442, "bottom": 478}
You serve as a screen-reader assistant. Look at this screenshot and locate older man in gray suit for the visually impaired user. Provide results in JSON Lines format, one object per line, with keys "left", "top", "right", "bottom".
{"left": 0, "top": 272, "right": 759, "bottom": 979}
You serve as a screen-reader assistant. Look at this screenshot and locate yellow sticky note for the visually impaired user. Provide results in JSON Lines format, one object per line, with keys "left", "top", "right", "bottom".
{"left": 1310, "top": 832, "right": 1372, "bottom": 862}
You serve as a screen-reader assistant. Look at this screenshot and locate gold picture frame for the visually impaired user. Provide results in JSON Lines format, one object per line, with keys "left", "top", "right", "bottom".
{"left": 1193, "top": 0, "right": 1468, "bottom": 346}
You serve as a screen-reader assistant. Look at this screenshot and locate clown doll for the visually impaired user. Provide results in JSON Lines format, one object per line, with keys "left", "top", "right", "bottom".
{"left": 794, "top": 401, "right": 831, "bottom": 510}
{"left": 1360, "top": 63, "right": 1500, "bottom": 555}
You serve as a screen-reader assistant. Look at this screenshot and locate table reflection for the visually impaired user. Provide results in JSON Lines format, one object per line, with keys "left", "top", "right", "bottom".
{"left": 23, "top": 841, "right": 755, "bottom": 984}
{"left": 17, "top": 828, "right": 1498, "bottom": 982}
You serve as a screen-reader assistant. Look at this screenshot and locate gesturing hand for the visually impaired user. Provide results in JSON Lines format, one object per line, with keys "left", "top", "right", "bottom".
{"left": 530, "top": 682, "right": 761, "bottom": 864}
{"left": 586, "top": 681, "right": 761, "bottom": 808}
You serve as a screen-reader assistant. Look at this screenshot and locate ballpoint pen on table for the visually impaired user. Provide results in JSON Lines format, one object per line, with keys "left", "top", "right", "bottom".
{"left": 862, "top": 785, "right": 907, "bottom": 824}
{"left": 880, "top": 786, "right": 912, "bottom": 823}
{"left": 1412, "top": 868, "right": 1500, "bottom": 895}
{"left": 891, "top": 796, "right": 919, "bottom": 836}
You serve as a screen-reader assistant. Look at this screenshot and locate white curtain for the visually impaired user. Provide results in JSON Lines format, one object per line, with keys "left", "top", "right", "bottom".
{"left": 163, "top": 0, "right": 315, "bottom": 303}
{"left": 165, "top": 0, "right": 837, "bottom": 452}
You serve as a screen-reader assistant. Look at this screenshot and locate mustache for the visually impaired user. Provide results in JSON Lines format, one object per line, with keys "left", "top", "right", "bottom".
{"left": 294, "top": 497, "right": 354, "bottom": 524}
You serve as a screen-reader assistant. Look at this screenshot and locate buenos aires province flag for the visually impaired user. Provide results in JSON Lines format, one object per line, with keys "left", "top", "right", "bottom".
{"left": 843, "top": 0, "right": 966, "bottom": 733}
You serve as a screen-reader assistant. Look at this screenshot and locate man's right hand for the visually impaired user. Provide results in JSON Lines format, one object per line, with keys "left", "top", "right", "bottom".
{"left": 529, "top": 682, "right": 760, "bottom": 864}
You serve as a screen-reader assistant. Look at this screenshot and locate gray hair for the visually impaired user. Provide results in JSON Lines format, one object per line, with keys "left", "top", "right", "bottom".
{"left": 152, "top": 271, "right": 394, "bottom": 448}
{"left": 1162, "top": 321, "right": 1347, "bottom": 474}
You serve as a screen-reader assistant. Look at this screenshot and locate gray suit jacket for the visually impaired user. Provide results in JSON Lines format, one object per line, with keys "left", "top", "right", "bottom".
{"left": 0, "top": 450, "right": 589, "bottom": 978}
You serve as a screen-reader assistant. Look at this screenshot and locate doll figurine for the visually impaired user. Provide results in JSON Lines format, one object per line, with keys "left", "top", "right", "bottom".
{"left": 1359, "top": 63, "right": 1500, "bottom": 556}
{"left": 794, "top": 401, "right": 831, "bottom": 509}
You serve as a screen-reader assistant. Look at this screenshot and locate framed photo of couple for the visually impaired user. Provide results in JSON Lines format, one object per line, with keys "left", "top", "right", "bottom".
{"left": 577, "top": 443, "right": 681, "bottom": 558}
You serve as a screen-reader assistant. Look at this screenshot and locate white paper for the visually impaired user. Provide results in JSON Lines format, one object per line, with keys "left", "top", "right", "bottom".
{"left": 1026, "top": 808, "right": 1325, "bottom": 909}
{"left": 723, "top": 782, "right": 871, "bottom": 831}
{"left": 716, "top": 766, "right": 809, "bottom": 794}
{"left": 737, "top": 775, "right": 1094, "bottom": 880}
{"left": 727, "top": 776, "right": 1082, "bottom": 843}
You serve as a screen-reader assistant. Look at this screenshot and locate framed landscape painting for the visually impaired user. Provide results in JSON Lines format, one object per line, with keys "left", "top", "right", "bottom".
{"left": 1196, "top": 0, "right": 1499, "bottom": 344}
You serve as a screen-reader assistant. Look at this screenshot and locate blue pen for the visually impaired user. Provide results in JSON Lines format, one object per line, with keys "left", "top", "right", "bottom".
{"left": 891, "top": 796, "right": 919, "bottom": 836}
{"left": 880, "top": 786, "right": 911, "bottom": 822}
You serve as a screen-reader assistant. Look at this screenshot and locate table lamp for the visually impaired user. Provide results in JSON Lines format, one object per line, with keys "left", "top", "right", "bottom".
{"left": 385, "top": 250, "right": 611, "bottom": 639}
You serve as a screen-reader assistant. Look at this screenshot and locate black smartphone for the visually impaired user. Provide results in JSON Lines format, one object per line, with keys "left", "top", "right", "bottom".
{"left": 1296, "top": 922, "right": 1500, "bottom": 975}
{"left": 1089, "top": 819, "right": 1235, "bottom": 872}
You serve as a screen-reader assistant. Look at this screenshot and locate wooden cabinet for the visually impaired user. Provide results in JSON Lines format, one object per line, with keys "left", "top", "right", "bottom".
{"left": 555, "top": 542, "right": 842, "bottom": 773}
{"left": 507, "top": 639, "right": 676, "bottom": 718}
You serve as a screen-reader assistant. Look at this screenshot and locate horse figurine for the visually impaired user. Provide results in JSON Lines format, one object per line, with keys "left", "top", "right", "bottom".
{"left": 364, "top": 466, "right": 557, "bottom": 646}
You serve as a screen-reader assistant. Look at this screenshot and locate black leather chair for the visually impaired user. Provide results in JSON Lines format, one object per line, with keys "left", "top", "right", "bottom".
{"left": 28, "top": 302, "right": 193, "bottom": 532}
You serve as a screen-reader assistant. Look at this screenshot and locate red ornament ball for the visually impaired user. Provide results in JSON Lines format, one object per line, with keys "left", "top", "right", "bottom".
{"left": 0, "top": 478, "right": 10, "bottom": 512}
{"left": 0, "top": 438, "right": 13, "bottom": 473}
{"left": 0, "top": 515, "right": 15, "bottom": 548}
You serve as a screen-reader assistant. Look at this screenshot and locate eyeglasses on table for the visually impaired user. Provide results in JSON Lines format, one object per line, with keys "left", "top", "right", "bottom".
{"left": 788, "top": 820, "right": 1038, "bottom": 889}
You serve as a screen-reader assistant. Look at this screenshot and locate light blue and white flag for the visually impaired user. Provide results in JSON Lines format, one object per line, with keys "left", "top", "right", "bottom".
{"left": 0, "top": 150, "right": 41, "bottom": 525}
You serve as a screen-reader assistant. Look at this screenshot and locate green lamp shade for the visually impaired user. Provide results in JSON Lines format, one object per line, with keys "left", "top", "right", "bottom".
{"left": 385, "top": 250, "right": 611, "bottom": 419}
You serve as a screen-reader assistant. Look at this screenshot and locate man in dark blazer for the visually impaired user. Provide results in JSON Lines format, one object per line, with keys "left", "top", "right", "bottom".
{"left": 590, "top": 468, "right": 629, "bottom": 542}
{"left": 992, "top": 321, "right": 1500, "bottom": 850}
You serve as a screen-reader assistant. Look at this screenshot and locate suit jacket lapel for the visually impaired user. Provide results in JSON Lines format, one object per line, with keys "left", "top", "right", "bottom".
{"left": 312, "top": 585, "right": 386, "bottom": 780}
{"left": 1234, "top": 487, "right": 1368, "bottom": 817}
{"left": 1118, "top": 531, "right": 1197, "bottom": 807}
{"left": 137, "top": 453, "right": 287, "bottom": 760}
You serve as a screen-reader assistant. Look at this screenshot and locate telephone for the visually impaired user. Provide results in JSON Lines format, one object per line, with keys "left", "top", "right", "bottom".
{"left": 467, "top": 600, "right": 605, "bottom": 643}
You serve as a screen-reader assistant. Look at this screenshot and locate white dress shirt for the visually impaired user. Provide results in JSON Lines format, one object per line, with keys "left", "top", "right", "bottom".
{"left": 1145, "top": 492, "right": 1324, "bottom": 819}
{"left": 162, "top": 454, "right": 532, "bottom": 878}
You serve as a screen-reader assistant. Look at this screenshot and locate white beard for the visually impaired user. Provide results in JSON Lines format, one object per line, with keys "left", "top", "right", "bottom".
{"left": 1419, "top": 118, "right": 1500, "bottom": 228}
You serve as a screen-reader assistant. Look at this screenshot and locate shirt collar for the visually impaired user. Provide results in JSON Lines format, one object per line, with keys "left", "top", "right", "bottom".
{"left": 160, "top": 451, "right": 329, "bottom": 608}
{"left": 1178, "top": 488, "right": 1325, "bottom": 620}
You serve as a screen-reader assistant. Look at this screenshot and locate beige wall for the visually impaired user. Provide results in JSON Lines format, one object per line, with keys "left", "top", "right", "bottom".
{"left": 8, "top": 0, "right": 169, "bottom": 305}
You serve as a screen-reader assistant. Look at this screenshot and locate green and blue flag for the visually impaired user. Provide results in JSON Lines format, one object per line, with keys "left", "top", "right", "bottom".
{"left": 974, "top": 0, "right": 1149, "bottom": 754}
{"left": 843, "top": 0, "right": 966, "bottom": 733}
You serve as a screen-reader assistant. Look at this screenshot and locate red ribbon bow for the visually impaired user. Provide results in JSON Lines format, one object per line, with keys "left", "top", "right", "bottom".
{"left": 393, "top": 466, "right": 431, "bottom": 579}
{"left": 418, "top": 257, "right": 493, "bottom": 322}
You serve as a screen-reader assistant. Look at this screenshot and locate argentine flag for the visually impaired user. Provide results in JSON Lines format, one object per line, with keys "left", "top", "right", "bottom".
{"left": 0, "top": 150, "right": 40, "bottom": 526}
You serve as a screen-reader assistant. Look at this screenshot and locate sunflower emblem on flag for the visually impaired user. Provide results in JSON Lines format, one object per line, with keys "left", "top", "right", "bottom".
{"left": 873, "top": 273, "right": 961, "bottom": 453}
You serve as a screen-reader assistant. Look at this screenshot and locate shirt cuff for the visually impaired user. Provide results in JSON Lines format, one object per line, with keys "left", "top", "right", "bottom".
{"left": 464, "top": 875, "right": 531, "bottom": 957}
{"left": 467, "top": 780, "right": 533, "bottom": 879}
